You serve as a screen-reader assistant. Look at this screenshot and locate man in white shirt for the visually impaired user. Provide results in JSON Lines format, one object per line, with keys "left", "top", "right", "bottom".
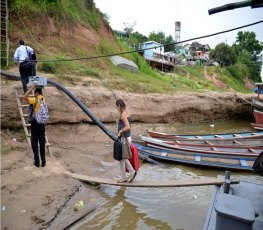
{"left": 14, "top": 39, "right": 35, "bottom": 93}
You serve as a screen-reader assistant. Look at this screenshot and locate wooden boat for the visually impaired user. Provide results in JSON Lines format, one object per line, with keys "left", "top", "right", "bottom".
{"left": 136, "top": 144, "right": 255, "bottom": 171}
{"left": 253, "top": 108, "right": 263, "bottom": 124}
{"left": 250, "top": 122, "right": 263, "bottom": 131}
{"left": 110, "top": 55, "right": 138, "bottom": 72}
{"left": 252, "top": 83, "right": 263, "bottom": 124}
{"left": 141, "top": 136, "right": 262, "bottom": 157}
{"left": 147, "top": 139, "right": 263, "bottom": 148}
{"left": 203, "top": 174, "right": 263, "bottom": 229}
{"left": 149, "top": 137, "right": 263, "bottom": 146}
{"left": 147, "top": 130, "right": 263, "bottom": 140}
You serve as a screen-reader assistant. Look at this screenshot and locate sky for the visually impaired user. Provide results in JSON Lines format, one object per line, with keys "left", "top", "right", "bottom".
{"left": 94, "top": 0, "right": 263, "bottom": 78}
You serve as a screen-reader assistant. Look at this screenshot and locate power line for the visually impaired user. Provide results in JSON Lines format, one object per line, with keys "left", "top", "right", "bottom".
{"left": 5, "top": 20, "right": 263, "bottom": 63}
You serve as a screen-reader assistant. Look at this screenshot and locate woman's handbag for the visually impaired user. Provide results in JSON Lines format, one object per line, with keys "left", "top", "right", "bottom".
{"left": 113, "top": 137, "right": 122, "bottom": 161}
{"left": 121, "top": 137, "right": 132, "bottom": 159}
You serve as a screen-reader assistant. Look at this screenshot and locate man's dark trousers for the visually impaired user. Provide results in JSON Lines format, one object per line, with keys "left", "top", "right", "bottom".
{"left": 31, "top": 120, "right": 46, "bottom": 167}
{"left": 19, "top": 62, "right": 35, "bottom": 93}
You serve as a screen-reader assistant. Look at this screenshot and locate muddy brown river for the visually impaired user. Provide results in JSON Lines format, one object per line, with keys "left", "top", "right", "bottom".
{"left": 72, "top": 120, "right": 263, "bottom": 230}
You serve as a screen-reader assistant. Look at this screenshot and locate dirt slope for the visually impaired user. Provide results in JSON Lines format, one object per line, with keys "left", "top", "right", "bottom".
{"left": 1, "top": 78, "right": 254, "bottom": 128}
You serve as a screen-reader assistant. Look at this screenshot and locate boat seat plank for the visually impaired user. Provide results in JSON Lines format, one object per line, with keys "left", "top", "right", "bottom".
{"left": 210, "top": 147, "right": 218, "bottom": 151}
{"left": 214, "top": 135, "right": 224, "bottom": 138}
{"left": 205, "top": 140, "right": 214, "bottom": 145}
{"left": 248, "top": 148, "right": 258, "bottom": 153}
{"left": 67, "top": 172, "right": 240, "bottom": 188}
{"left": 195, "top": 155, "right": 201, "bottom": 162}
{"left": 240, "top": 160, "right": 248, "bottom": 167}
{"left": 233, "top": 140, "right": 243, "bottom": 145}
{"left": 233, "top": 134, "right": 243, "bottom": 137}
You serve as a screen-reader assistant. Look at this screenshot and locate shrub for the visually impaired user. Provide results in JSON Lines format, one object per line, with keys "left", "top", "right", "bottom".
{"left": 39, "top": 62, "right": 57, "bottom": 74}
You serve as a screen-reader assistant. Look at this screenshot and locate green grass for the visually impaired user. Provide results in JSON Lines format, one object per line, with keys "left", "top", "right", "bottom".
{"left": 1, "top": 146, "right": 13, "bottom": 155}
{"left": 10, "top": 0, "right": 101, "bottom": 30}
{"left": 105, "top": 66, "right": 175, "bottom": 93}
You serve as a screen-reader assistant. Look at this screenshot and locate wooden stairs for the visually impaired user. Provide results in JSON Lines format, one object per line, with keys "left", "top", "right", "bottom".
{"left": 1, "top": 0, "right": 9, "bottom": 67}
{"left": 14, "top": 87, "right": 52, "bottom": 156}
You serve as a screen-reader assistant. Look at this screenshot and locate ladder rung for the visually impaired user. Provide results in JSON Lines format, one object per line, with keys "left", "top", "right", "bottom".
{"left": 25, "top": 124, "right": 31, "bottom": 127}
{"left": 22, "top": 114, "right": 28, "bottom": 117}
{"left": 20, "top": 104, "right": 28, "bottom": 107}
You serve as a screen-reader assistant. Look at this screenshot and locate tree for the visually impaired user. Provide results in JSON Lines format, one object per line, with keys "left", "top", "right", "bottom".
{"left": 234, "top": 31, "right": 262, "bottom": 57}
{"left": 123, "top": 20, "right": 136, "bottom": 37}
{"left": 233, "top": 31, "right": 263, "bottom": 81}
{"left": 164, "top": 35, "right": 175, "bottom": 52}
{"left": 209, "top": 43, "right": 236, "bottom": 67}
{"left": 129, "top": 31, "right": 148, "bottom": 44}
{"left": 148, "top": 31, "right": 165, "bottom": 44}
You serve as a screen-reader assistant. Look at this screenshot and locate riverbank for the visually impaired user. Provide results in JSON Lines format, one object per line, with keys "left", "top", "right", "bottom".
{"left": 1, "top": 123, "right": 116, "bottom": 229}
{"left": 0, "top": 78, "right": 256, "bottom": 229}
{"left": 1, "top": 79, "right": 255, "bottom": 128}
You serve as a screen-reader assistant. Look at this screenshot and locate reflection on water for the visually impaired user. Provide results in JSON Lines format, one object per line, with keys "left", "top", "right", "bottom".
{"left": 75, "top": 120, "right": 262, "bottom": 230}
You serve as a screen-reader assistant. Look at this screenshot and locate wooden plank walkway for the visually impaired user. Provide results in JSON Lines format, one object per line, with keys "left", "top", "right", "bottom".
{"left": 67, "top": 172, "right": 240, "bottom": 188}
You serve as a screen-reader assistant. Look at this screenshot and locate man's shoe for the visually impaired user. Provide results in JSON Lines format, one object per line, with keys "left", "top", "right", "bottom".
{"left": 41, "top": 162, "right": 46, "bottom": 167}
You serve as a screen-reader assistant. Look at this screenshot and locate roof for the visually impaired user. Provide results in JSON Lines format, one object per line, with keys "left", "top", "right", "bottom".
{"left": 143, "top": 41, "right": 162, "bottom": 46}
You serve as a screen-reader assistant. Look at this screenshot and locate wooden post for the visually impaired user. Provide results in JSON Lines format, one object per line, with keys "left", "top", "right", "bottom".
{"left": 224, "top": 171, "right": 231, "bottom": 194}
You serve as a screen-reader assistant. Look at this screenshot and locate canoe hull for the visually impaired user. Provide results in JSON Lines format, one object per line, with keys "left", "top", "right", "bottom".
{"left": 147, "top": 130, "right": 263, "bottom": 140}
{"left": 252, "top": 98, "right": 263, "bottom": 124}
{"left": 136, "top": 144, "right": 254, "bottom": 171}
{"left": 141, "top": 136, "right": 262, "bottom": 157}
{"left": 253, "top": 109, "right": 263, "bottom": 124}
{"left": 250, "top": 123, "right": 263, "bottom": 130}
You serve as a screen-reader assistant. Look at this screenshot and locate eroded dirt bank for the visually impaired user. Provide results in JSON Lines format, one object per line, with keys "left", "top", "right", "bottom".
{"left": 1, "top": 80, "right": 254, "bottom": 128}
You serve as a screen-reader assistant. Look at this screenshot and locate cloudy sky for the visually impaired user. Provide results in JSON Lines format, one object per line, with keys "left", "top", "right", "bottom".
{"left": 94, "top": 0, "right": 263, "bottom": 48}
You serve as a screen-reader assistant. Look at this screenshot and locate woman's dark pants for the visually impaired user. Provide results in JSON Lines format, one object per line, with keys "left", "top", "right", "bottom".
{"left": 31, "top": 120, "right": 46, "bottom": 167}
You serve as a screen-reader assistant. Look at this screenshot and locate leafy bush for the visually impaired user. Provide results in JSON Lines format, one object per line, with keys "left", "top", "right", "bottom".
{"left": 39, "top": 62, "right": 57, "bottom": 74}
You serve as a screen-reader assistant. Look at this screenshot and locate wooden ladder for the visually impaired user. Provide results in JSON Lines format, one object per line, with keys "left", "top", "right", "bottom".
{"left": 14, "top": 87, "right": 53, "bottom": 157}
{"left": 1, "top": 0, "right": 9, "bottom": 67}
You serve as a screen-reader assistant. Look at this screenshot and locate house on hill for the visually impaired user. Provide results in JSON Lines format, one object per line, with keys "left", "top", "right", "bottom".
{"left": 177, "top": 42, "right": 211, "bottom": 66}
{"left": 141, "top": 41, "right": 176, "bottom": 71}
{"left": 190, "top": 42, "right": 210, "bottom": 60}
{"left": 114, "top": 30, "right": 128, "bottom": 38}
